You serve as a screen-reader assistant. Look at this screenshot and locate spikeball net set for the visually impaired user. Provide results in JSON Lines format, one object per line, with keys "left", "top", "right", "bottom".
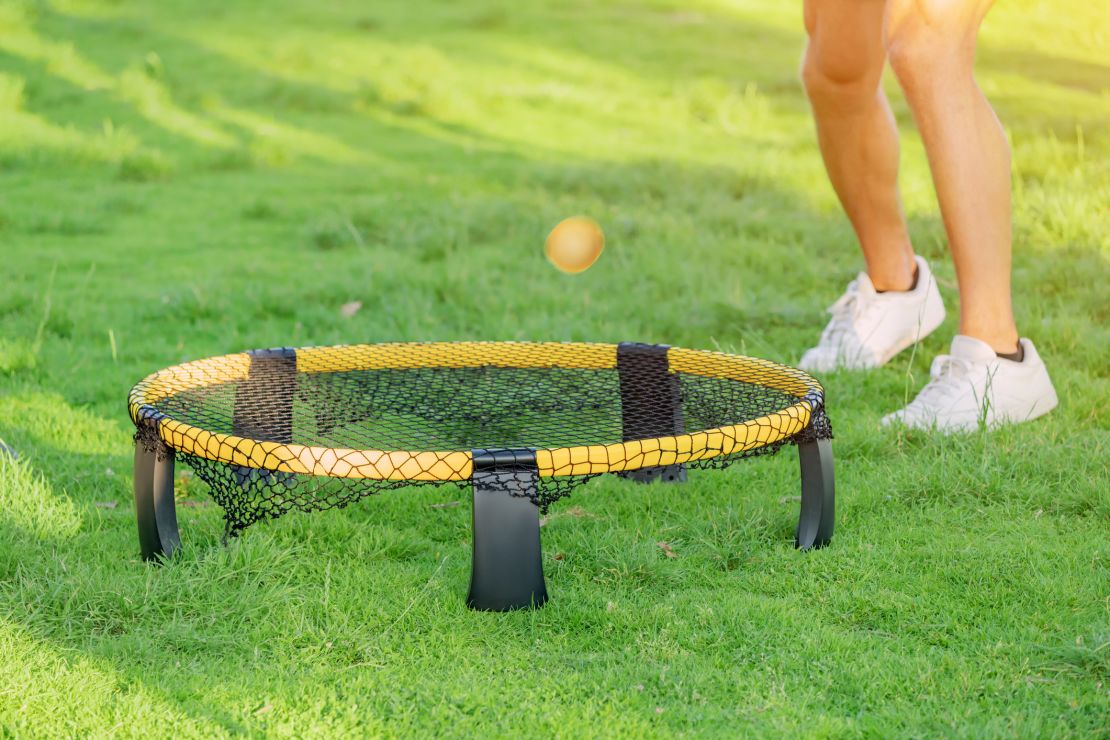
{"left": 130, "top": 341, "right": 835, "bottom": 610}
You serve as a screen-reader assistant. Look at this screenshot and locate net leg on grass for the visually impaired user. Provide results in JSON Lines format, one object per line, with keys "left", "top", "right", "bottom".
{"left": 795, "top": 437, "right": 835, "bottom": 549}
{"left": 133, "top": 435, "right": 180, "bottom": 560}
{"left": 617, "top": 342, "right": 687, "bottom": 484}
{"left": 466, "top": 449, "right": 548, "bottom": 611}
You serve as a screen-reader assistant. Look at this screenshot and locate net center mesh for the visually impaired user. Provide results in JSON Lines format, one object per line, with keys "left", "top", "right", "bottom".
{"left": 134, "top": 351, "right": 831, "bottom": 534}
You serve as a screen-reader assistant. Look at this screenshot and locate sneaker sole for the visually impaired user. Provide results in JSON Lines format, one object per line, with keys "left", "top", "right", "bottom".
{"left": 884, "top": 386, "right": 1059, "bottom": 433}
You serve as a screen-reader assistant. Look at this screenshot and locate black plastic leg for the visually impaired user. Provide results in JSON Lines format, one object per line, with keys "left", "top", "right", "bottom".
{"left": 466, "top": 450, "right": 547, "bottom": 611}
{"left": 133, "top": 438, "right": 180, "bottom": 560}
{"left": 617, "top": 342, "right": 686, "bottom": 483}
{"left": 795, "top": 437, "right": 835, "bottom": 550}
{"left": 621, "top": 464, "right": 687, "bottom": 484}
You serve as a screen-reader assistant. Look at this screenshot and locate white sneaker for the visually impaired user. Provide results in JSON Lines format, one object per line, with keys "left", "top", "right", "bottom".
{"left": 799, "top": 256, "right": 945, "bottom": 372}
{"left": 882, "top": 335, "right": 1058, "bottom": 432}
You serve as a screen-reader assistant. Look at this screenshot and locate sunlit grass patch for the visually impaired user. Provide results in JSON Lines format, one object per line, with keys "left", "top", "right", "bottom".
{"left": 0, "top": 339, "right": 38, "bottom": 374}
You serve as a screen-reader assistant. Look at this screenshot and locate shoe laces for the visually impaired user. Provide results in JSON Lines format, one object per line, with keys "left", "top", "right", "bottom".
{"left": 819, "top": 281, "right": 874, "bottom": 348}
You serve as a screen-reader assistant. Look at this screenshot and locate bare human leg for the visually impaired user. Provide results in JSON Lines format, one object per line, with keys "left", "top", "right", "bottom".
{"left": 885, "top": 0, "right": 1020, "bottom": 353}
{"left": 802, "top": 0, "right": 916, "bottom": 292}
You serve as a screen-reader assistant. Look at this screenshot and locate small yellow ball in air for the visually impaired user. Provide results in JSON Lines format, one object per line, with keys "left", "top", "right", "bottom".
{"left": 545, "top": 216, "right": 605, "bottom": 274}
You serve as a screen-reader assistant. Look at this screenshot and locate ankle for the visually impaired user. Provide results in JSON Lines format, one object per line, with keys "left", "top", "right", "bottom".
{"left": 873, "top": 262, "right": 919, "bottom": 293}
{"left": 960, "top": 328, "right": 1022, "bottom": 357}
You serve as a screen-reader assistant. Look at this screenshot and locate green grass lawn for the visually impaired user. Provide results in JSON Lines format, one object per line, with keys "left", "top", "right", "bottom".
{"left": 1, "top": 0, "right": 1108, "bottom": 734}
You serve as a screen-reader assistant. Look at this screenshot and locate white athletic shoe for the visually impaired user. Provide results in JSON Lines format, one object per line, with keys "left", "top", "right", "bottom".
{"left": 799, "top": 256, "right": 946, "bottom": 373}
{"left": 882, "top": 335, "right": 1058, "bottom": 432}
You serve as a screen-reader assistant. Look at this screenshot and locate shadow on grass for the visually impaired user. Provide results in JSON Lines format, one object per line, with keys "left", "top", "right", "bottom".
{"left": 0, "top": 0, "right": 839, "bottom": 213}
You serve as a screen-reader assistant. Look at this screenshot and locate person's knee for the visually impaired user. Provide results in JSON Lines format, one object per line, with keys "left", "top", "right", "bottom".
{"left": 800, "top": 0, "right": 888, "bottom": 107}
{"left": 885, "top": 0, "right": 982, "bottom": 93}
{"left": 800, "top": 41, "right": 883, "bottom": 108}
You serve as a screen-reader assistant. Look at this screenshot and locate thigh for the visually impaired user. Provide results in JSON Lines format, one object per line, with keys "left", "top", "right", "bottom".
{"left": 803, "top": 0, "right": 890, "bottom": 82}
{"left": 885, "top": 0, "right": 996, "bottom": 45}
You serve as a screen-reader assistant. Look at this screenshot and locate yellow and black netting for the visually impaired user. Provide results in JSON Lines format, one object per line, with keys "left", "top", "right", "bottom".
{"left": 130, "top": 342, "right": 831, "bottom": 534}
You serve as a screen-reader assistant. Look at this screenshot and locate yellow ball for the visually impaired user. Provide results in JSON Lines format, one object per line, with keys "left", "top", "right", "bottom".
{"left": 545, "top": 216, "right": 604, "bottom": 274}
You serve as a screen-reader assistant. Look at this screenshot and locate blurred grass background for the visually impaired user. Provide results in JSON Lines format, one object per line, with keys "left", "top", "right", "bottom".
{"left": 0, "top": 0, "right": 1107, "bottom": 735}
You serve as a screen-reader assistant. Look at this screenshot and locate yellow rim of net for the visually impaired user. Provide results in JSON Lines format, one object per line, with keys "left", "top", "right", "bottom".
{"left": 129, "top": 342, "right": 822, "bottom": 481}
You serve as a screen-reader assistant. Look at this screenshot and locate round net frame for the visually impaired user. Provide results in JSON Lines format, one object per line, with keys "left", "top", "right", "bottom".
{"left": 130, "top": 341, "right": 836, "bottom": 610}
{"left": 130, "top": 342, "right": 832, "bottom": 536}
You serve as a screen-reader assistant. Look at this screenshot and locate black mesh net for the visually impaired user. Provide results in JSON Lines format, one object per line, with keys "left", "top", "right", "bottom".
{"left": 131, "top": 344, "right": 831, "bottom": 535}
